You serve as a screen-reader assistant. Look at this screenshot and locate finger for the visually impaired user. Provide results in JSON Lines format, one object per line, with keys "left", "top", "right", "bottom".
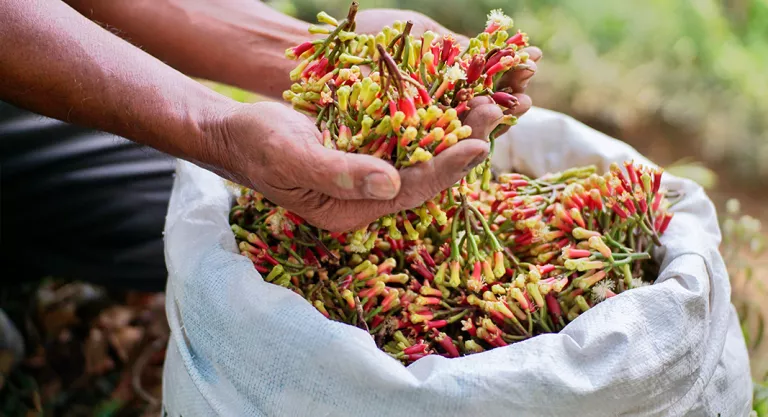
{"left": 493, "top": 94, "right": 532, "bottom": 137}
{"left": 466, "top": 95, "right": 494, "bottom": 107}
{"left": 352, "top": 141, "right": 489, "bottom": 230}
{"left": 511, "top": 59, "right": 537, "bottom": 93}
{"left": 298, "top": 99, "right": 503, "bottom": 230}
{"left": 524, "top": 46, "right": 543, "bottom": 62}
{"left": 297, "top": 99, "right": 500, "bottom": 230}
{"left": 305, "top": 147, "right": 402, "bottom": 201}
{"left": 392, "top": 138, "right": 489, "bottom": 210}
{"left": 498, "top": 59, "right": 537, "bottom": 93}
{"left": 461, "top": 100, "right": 505, "bottom": 140}
{"left": 459, "top": 95, "right": 492, "bottom": 124}
{"left": 496, "top": 46, "right": 541, "bottom": 93}
{"left": 322, "top": 139, "right": 490, "bottom": 232}
{"left": 507, "top": 93, "right": 532, "bottom": 118}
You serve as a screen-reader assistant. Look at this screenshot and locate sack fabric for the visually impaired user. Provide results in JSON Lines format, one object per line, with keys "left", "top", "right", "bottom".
{"left": 161, "top": 107, "right": 752, "bottom": 417}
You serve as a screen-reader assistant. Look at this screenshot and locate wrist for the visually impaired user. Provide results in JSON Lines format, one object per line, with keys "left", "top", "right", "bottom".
{"left": 194, "top": 100, "right": 291, "bottom": 187}
{"left": 159, "top": 82, "right": 244, "bottom": 177}
{"left": 67, "top": 0, "right": 313, "bottom": 101}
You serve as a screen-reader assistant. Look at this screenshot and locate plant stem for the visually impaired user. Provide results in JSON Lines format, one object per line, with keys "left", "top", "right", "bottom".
{"left": 395, "top": 21, "right": 413, "bottom": 64}
{"left": 450, "top": 203, "right": 462, "bottom": 261}
{"left": 467, "top": 202, "right": 502, "bottom": 251}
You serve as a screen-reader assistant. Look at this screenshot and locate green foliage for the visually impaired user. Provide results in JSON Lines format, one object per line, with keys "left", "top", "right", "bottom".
{"left": 718, "top": 197, "right": 768, "bottom": 413}
{"left": 756, "top": 380, "right": 768, "bottom": 417}
{"left": 270, "top": 0, "right": 768, "bottom": 183}
{"left": 199, "top": 80, "right": 261, "bottom": 103}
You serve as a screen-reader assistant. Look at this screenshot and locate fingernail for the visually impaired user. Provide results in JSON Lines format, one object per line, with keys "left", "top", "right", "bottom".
{"left": 363, "top": 172, "right": 398, "bottom": 199}
{"left": 464, "top": 154, "right": 487, "bottom": 172}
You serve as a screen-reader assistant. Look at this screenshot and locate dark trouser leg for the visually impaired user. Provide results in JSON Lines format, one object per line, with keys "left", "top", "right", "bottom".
{"left": 0, "top": 101, "right": 174, "bottom": 292}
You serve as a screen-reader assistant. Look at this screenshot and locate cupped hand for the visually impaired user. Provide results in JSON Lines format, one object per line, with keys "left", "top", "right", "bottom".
{"left": 212, "top": 100, "right": 503, "bottom": 232}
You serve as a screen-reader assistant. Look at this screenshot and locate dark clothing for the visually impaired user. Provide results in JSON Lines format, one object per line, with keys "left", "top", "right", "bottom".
{"left": 0, "top": 101, "right": 174, "bottom": 291}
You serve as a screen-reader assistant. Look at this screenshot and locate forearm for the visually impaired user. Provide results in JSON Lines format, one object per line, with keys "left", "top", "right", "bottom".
{"left": 65, "top": 0, "right": 310, "bottom": 100}
{"left": 0, "top": 0, "right": 236, "bottom": 168}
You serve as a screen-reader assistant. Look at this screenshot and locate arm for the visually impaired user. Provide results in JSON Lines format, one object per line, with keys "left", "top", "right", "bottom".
{"left": 64, "top": 0, "right": 310, "bottom": 100}
{"left": 0, "top": 0, "right": 234, "bottom": 168}
{"left": 61, "top": 0, "right": 541, "bottom": 123}
{"left": 0, "top": 0, "right": 498, "bottom": 232}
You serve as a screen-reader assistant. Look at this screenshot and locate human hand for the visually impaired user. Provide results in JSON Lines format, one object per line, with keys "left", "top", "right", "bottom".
{"left": 210, "top": 100, "right": 503, "bottom": 232}
{"left": 354, "top": 9, "right": 542, "bottom": 125}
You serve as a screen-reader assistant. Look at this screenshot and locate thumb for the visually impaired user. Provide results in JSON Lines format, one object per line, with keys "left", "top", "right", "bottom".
{"left": 390, "top": 138, "right": 489, "bottom": 210}
{"left": 306, "top": 146, "right": 402, "bottom": 200}
{"left": 461, "top": 96, "right": 505, "bottom": 140}
{"left": 322, "top": 138, "right": 490, "bottom": 232}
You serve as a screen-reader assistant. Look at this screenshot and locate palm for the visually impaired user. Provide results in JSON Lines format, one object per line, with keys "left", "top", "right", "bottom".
{"left": 222, "top": 99, "right": 500, "bottom": 232}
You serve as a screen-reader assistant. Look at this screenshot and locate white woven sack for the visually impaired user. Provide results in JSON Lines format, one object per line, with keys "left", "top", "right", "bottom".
{"left": 161, "top": 107, "right": 752, "bottom": 417}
